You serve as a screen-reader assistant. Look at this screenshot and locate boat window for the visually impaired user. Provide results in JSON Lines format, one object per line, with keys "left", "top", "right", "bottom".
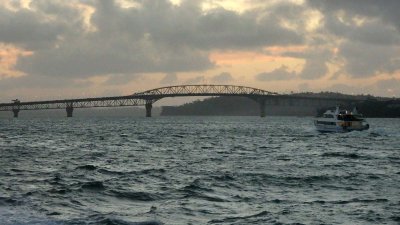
{"left": 342, "top": 114, "right": 362, "bottom": 121}
{"left": 323, "top": 114, "right": 334, "bottom": 118}
{"left": 316, "top": 121, "right": 336, "bottom": 125}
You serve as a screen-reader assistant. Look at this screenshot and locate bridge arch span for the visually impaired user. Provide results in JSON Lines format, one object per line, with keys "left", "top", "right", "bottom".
{"left": 134, "top": 84, "right": 277, "bottom": 98}
{"left": 133, "top": 85, "right": 277, "bottom": 117}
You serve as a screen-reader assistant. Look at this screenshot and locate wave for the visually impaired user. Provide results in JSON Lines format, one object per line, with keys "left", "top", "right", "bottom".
{"left": 76, "top": 165, "right": 98, "bottom": 171}
{"left": 182, "top": 179, "right": 213, "bottom": 193}
{"left": 321, "top": 152, "right": 362, "bottom": 159}
{"left": 208, "top": 211, "right": 271, "bottom": 224}
{"left": 0, "top": 196, "right": 19, "bottom": 206}
{"left": 239, "top": 172, "right": 366, "bottom": 188}
{"left": 210, "top": 173, "right": 236, "bottom": 182}
{"left": 0, "top": 206, "right": 65, "bottom": 225}
{"left": 0, "top": 214, "right": 164, "bottom": 225}
{"left": 367, "top": 127, "right": 396, "bottom": 137}
{"left": 82, "top": 217, "right": 163, "bottom": 225}
{"left": 65, "top": 214, "right": 164, "bottom": 225}
{"left": 81, "top": 181, "right": 105, "bottom": 190}
{"left": 98, "top": 168, "right": 125, "bottom": 175}
{"left": 308, "top": 198, "right": 389, "bottom": 205}
{"left": 321, "top": 151, "right": 376, "bottom": 160}
{"left": 48, "top": 188, "right": 70, "bottom": 195}
{"left": 97, "top": 168, "right": 166, "bottom": 178}
{"left": 179, "top": 179, "right": 230, "bottom": 202}
{"left": 390, "top": 216, "right": 400, "bottom": 222}
{"left": 109, "top": 190, "right": 160, "bottom": 202}
{"left": 189, "top": 192, "right": 229, "bottom": 202}
{"left": 136, "top": 168, "right": 166, "bottom": 175}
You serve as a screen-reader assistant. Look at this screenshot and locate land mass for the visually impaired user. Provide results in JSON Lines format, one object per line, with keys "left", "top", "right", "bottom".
{"left": 161, "top": 93, "right": 400, "bottom": 117}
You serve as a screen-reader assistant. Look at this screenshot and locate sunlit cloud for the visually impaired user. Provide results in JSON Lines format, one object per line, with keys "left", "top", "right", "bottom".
{"left": 0, "top": 44, "right": 32, "bottom": 78}
{"left": 256, "top": 65, "right": 297, "bottom": 81}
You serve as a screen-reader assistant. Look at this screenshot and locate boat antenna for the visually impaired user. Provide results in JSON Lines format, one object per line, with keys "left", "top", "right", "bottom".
{"left": 335, "top": 105, "right": 340, "bottom": 114}
{"left": 352, "top": 106, "right": 358, "bottom": 115}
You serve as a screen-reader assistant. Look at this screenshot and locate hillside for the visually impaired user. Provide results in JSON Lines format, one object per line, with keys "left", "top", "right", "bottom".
{"left": 161, "top": 94, "right": 400, "bottom": 117}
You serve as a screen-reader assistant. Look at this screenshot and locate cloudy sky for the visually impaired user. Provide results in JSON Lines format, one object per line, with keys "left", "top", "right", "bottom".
{"left": 1, "top": 0, "right": 400, "bottom": 103}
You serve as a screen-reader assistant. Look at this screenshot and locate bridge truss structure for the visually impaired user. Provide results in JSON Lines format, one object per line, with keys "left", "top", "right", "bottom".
{"left": 135, "top": 85, "right": 277, "bottom": 97}
{"left": 0, "top": 85, "right": 279, "bottom": 118}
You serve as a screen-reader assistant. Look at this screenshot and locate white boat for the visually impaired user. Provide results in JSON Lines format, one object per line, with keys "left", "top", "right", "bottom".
{"left": 314, "top": 106, "right": 369, "bottom": 132}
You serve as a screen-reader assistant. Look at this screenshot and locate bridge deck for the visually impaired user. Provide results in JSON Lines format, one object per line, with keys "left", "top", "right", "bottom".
{"left": 0, "top": 84, "right": 373, "bottom": 117}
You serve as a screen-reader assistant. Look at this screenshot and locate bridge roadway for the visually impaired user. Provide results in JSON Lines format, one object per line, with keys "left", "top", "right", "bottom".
{"left": 0, "top": 84, "right": 365, "bottom": 118}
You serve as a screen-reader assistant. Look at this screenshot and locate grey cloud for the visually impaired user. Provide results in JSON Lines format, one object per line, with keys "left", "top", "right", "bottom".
{"left": 259, "top": 47, "right": 331, "bottom": 80}
{"left": 98, "top": 88, "right": 124, "bottom": 97}
{"left": 256, "top": 65, "right": 297, "bottom": 81}
{"left": 160, "top": 73, "right": 178, "bottom": 84}
{"left": 16, "top": 34, "right": 214, "bottom": 77}
{"left": 283, "top": 48, "right": 332, "bottom": 80}
{"left": 0, "top": 7, "right": 66, "bottom": 50}
{"left": 91, "top": 0, "right": 303, "bottom": 49}
{"left": 329, "top": 69, "right": 344, "bottom": 80}
{"left": 308, "top": 0, "right": 400, "bottom": 31}
{"left": 211, "top": 72, "right": 233, "bottom": 83}
{"left": 321, "top": 9, "right": 400, "bottom": 46}
{"left": 306, "top": 0, "right": 400, "bottom": 78}
{"left": 0, "top": 74, "right": 90, "bottom": 91}
{"left": 102, "top": 74, "right": 141, "bottom": 86}
{"left": 339, "top": 41, "right": 400, "bottom": 77}
{"left": 2, "top": 0, "right": 305, "bottom": 78}
{"left": 299, "top": 59, "right": 328, "bottom": 80}
{"left": 0, "top": 0, "right": 90, "bottom": 51}
{"left": 185, "top": 75, "right": 204, "bottom": 84}
{"left": 12, "top": 0, "right": 214, "bottom": 77}
{"left": 193, "top": 7, "right": 303, "bottom": 49}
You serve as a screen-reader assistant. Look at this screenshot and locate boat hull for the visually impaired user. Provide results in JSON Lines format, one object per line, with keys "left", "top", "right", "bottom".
{"left": 314, "top": 121, "right": 369, "bottom": 133}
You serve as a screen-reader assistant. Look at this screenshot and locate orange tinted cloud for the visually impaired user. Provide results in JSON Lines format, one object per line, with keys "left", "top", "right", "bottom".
{"left": 264, "top": 45, "right": 308, "bottom": 56}
{"left": 0, "top": 44, "right": 32, "bottom": 78}
{"left": 209, "top": 50, "right": 296, "bottom": 66}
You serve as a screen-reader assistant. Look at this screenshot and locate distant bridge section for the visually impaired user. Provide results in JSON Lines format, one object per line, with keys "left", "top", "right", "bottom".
{"left": 0, "top": 84, "right": 368, "bottom": 118}
{"left": 0, "top": 97, "right": 149, "bottom": 118}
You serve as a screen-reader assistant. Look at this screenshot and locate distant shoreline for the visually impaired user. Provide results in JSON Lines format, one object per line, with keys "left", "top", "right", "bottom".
{"left": 161, "top": 96, "right": 400, "bottom": 118}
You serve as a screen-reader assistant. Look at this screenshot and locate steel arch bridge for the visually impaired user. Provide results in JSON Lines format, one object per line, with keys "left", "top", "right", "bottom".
{"left": 135, "top": 85, "right": 277, "bottom": 97}
{"left": 0, "top": 85, "right": 278, "bottom": 118}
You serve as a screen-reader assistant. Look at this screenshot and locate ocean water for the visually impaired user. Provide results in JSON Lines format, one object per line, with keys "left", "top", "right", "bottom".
{"left": 0, "top": 116, "right": 399, "bottom": 225}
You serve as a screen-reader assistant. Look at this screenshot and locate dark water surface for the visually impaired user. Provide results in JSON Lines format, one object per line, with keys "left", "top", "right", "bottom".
{"left": 0, "top": 117, "right": 399, "bottom": 224}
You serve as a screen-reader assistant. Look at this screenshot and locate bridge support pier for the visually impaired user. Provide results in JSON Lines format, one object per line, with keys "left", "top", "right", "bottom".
{"left": 259, "top": 99, "right": 266, "bottom": 117}
{"left": 145, "top": 102, "right": 152, "bottom": 117}
{"left": 66, "top": 104, "right": 74, "bottom": 117}
{"left": 12, "top": 109, "right": 20, "bottom": 118}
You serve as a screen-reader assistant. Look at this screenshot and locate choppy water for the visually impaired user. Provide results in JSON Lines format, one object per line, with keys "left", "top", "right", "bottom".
{"left": 0, "top": 116, "right": 399, "bottom": 225}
